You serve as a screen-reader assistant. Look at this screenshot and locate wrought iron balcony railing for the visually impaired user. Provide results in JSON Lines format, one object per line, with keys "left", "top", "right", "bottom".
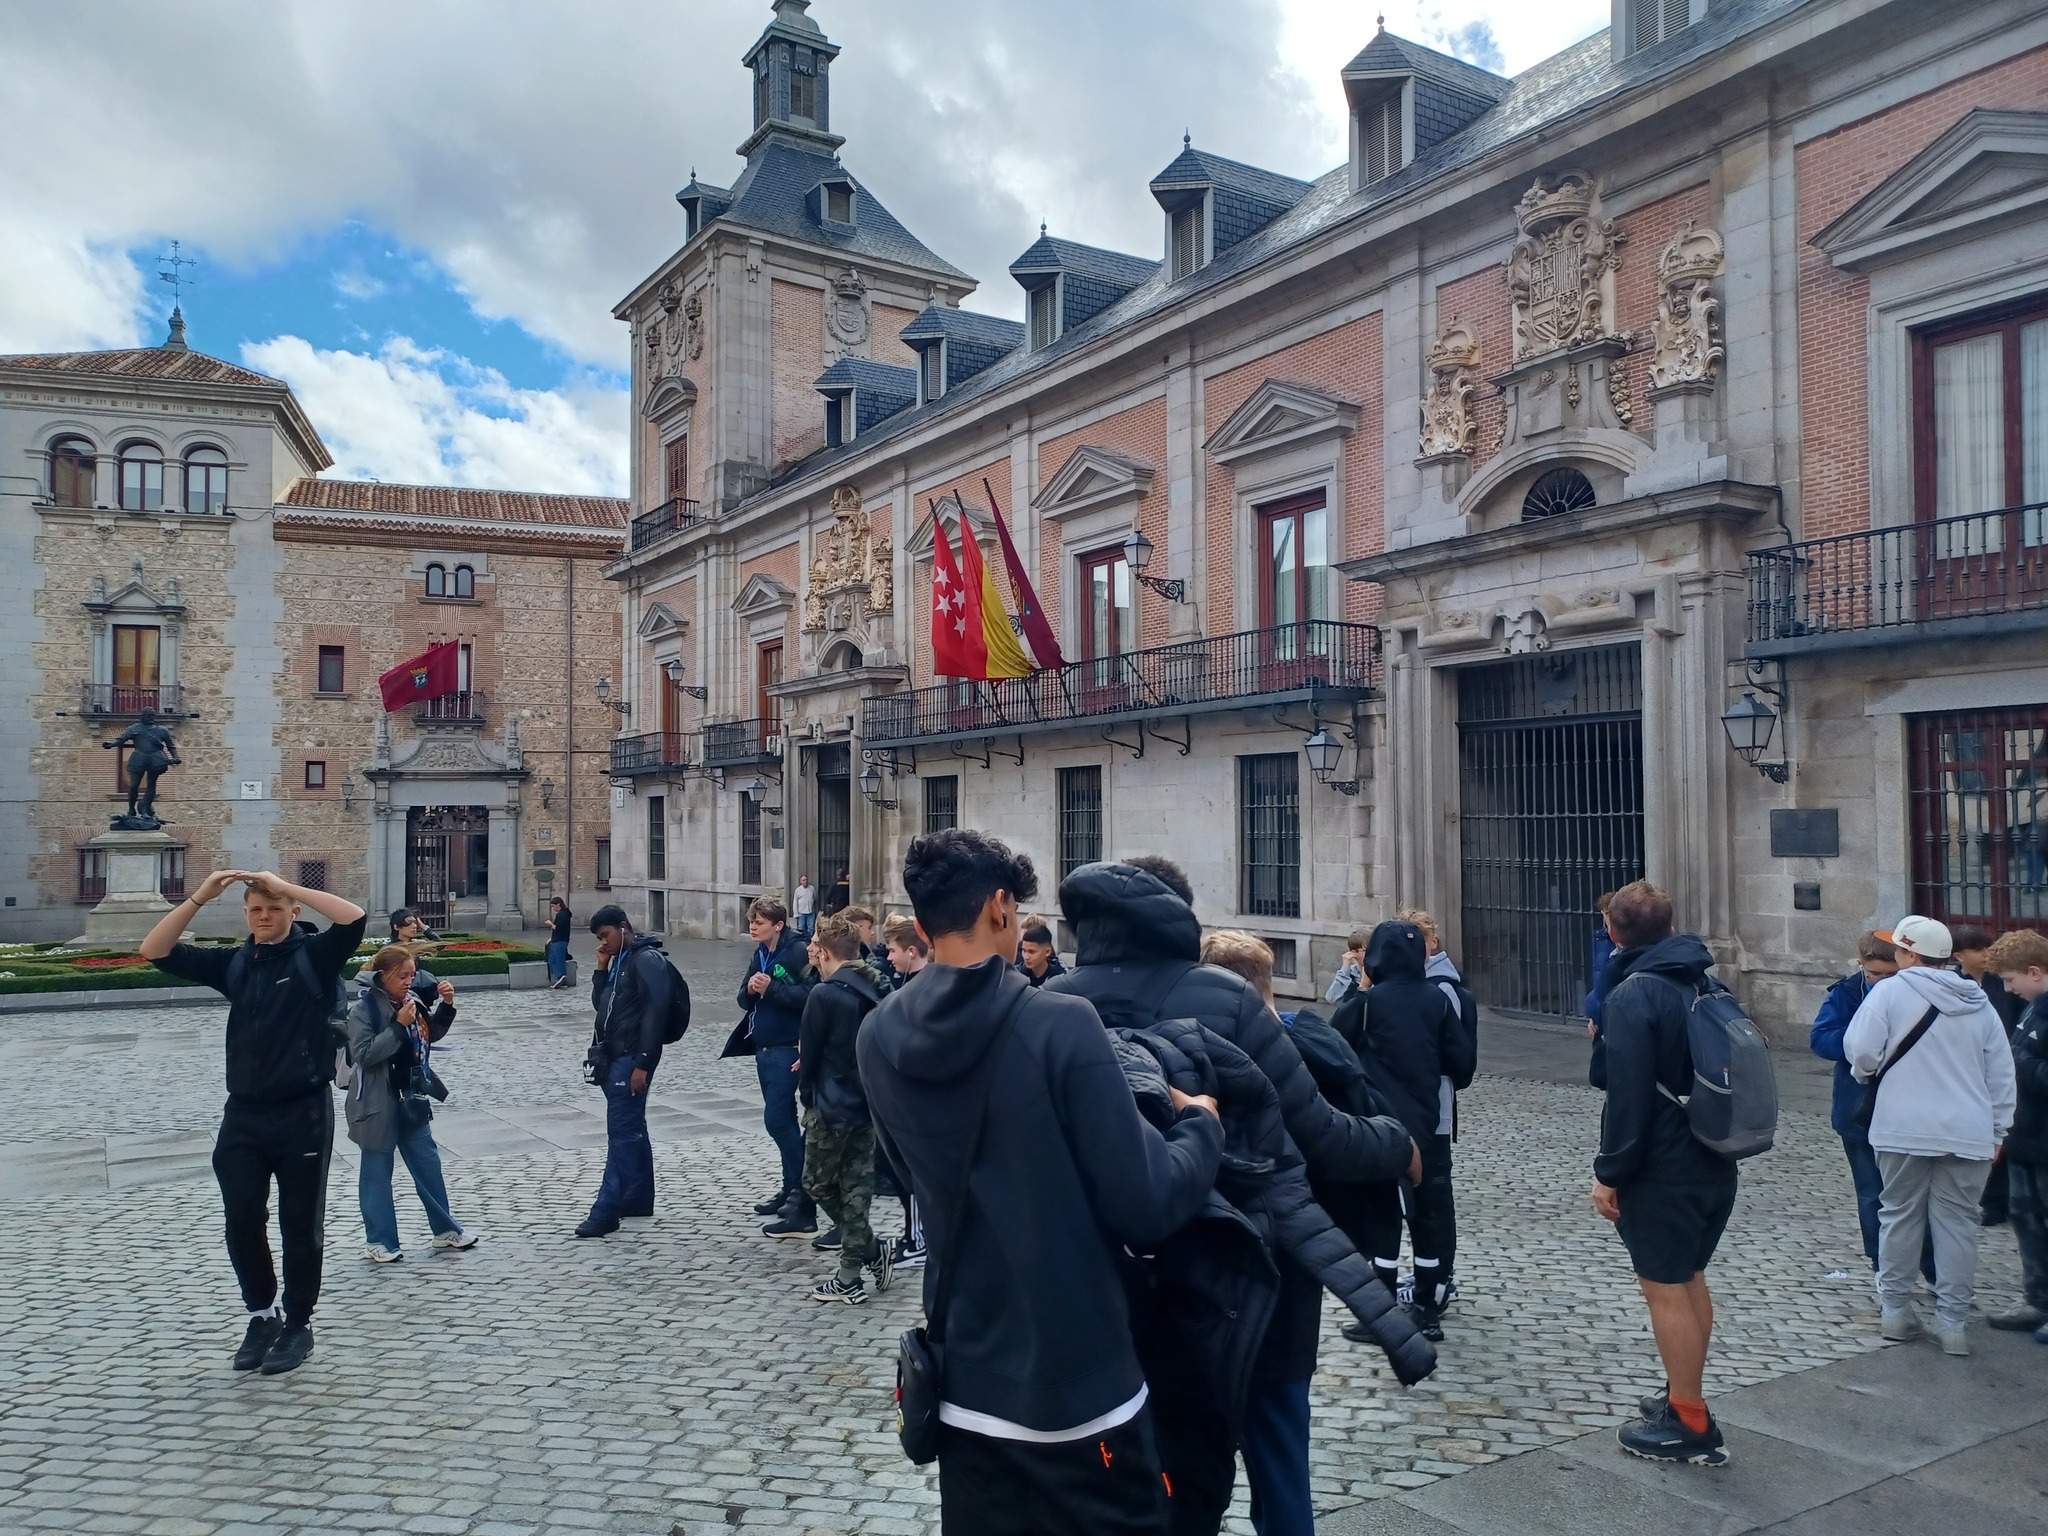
{"left": 630, "top": 497, "right": 701, "bottom": 553}
{"left": 610, "top": 731, "right": 696, "bottom": 776}
{"left": 79, "top": 682, "right": 189, "bottom": 718}
{"left": 415, "top": 689, "right": 488, "bottom": 724}
{"left": 700, "top": 718, "right": 782, "bottom": 769}
{"left": 863, "top": 620, "right": 1382, "bottom": 747}
{"left": 1746, "top": 503, "right": 2048, "bottom": 652}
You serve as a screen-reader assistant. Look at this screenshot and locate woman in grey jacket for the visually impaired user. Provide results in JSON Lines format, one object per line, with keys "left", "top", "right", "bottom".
{"left": 347, "top": 945, "right": 477, "bottom": 1262}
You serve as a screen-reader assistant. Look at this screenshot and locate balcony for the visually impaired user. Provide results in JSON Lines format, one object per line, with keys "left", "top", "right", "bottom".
{"left": 1746, "top": 504, "right": 2048, "bottom": 656}
{"left": 630, "top": 497, "right": 701, "bottom": 554}
{"left": 79, "top": 683, "right": 189, "bottom": 718}
{"left": 700, "top": 718, "right": 782, "bottom": 769}
{"left": 863, "top": 620, "right": 1383, "bottom": 748}
{"left": 610, "top": 731, "right": 696, "bottom": 776}
{"left": 414, "top": 689, "right": 488, "bottom": 724}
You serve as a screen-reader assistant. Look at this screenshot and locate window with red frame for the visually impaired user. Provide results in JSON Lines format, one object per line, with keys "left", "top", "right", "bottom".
{"left": 1909, "top": 704, "right": 2048, "bottom": 936}
{"left": 1915, "top": 295, "right": 2048, "bottom": 542}
{"left": 1257, "top": 491, "right": 1331, "bottom": 630}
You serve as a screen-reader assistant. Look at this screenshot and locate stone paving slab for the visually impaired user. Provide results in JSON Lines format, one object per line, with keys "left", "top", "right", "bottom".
{"left": 0, "top": 986, "right": 2028, "bottom": 1534}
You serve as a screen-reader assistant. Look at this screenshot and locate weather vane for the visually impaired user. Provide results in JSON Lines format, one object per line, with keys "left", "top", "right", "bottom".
{"left": 156, "top": 241, "right": 197, "bottom": 306}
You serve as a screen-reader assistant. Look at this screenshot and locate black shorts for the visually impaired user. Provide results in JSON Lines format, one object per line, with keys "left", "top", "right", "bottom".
{"left": 1615, "top": 1178, "right": 1737, "bottom": 1285}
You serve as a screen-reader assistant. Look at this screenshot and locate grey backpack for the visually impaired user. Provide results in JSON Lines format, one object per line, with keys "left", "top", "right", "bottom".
{"left": 1655, "top": 977, "right": 1778, "bottom": 1159}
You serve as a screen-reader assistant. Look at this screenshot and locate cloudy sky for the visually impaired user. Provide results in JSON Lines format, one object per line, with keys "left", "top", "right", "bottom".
{"left": 1, "top": 0, "right": 1607, "bottom": 495}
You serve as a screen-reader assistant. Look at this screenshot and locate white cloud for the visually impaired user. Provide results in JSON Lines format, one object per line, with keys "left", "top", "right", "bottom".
{"left": 331, "top": 267, "right": 386, "bottom": 302}
{"left": 242, "top": 336, "right": 627, "bottom": 497}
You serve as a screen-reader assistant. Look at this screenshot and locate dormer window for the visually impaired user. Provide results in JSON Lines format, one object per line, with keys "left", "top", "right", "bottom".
{"left": 1355, "top": 88, "right": 1405, "bottom": 188}
{"left": 1169, "top": 201, "right": 1206, "bottom": 280}
{"left": 919, "top": 343, "right": 945, "bottom": 405}
{"left": 826, "top": 393, "right": 852, "bottom": 448}
{"left": 813, "top": 175, "right": 857, "bottom": 231}
{"left": 1624, "top": 0, "right": 1701, "bottom": 54}
{"left": 1029, "top": 282, "right": 1059, "bottom": 350}
{"left": 826, "top": 183, "right": 852, "bottom": 223}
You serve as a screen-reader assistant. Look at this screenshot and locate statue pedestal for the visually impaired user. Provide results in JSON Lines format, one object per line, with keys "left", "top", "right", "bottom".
{"left": 74, "top": 829, "right": 179, "bottom": 947}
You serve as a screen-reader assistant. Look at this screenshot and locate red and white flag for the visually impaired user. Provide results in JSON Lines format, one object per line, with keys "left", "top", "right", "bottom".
{"left": 930, "top": 514, "right": 986, "bottom": 679}
{"left": 377, "top": 640, "right": 460, "bottom": 712}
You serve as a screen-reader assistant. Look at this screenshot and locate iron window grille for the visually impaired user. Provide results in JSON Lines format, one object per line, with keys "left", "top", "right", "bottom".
{"left": 923, "top": 775, "right": 959, "bottom": 833}
{"left": 77, "top": 848, "right": 108, "bottom": 904}
{"left": 647, "top": 795, "right": 667, "bottom": 882}
{"left": 297, "top": 860, "right": 329, "bottom": 893}
{"left": 595, "top": 837, "right": 612, "bottom": 890}
{"left": 1057, "top": 766, "right": 1103, "bottom": 882}
{"left": 1239, "top": 754, "right": 1301, "bottom": 919}
{"left": 740, "top": 796, "right": 763, "bottom": 887}
{"left": 1910, "top": 706, "right": 2048, "bottom": 935}
{"left": 158, "top": 848, "right": 186, "bottom": 901}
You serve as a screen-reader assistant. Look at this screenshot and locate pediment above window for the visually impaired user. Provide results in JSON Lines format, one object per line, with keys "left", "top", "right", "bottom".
{"left": 1816, "top": 110, "right": 2048, "bottom": 273}
{"left": 1032, "top": 446, "right": 1155, "bottom": 523}
{"left": 905, "top": 493, "right": 995, "bottom": 558}
{"left": 85, "top": 560, "right": 185, "bottom": 618}
{"left": 1204, "top": 380, "right": 1359, "bottom": 467}
{"left": 637, "top": 601, "right": 690, "bottom": 641}
{"left": 642, "top": 375, "right": 698, "bottom": 426}
{"left": 732, "top": 572, "right": 796, "bottom": 620}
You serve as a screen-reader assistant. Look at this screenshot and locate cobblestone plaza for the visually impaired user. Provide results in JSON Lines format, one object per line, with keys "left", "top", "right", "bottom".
{"left": 0, "top": 963, "right": 2024, "bottom": 1536}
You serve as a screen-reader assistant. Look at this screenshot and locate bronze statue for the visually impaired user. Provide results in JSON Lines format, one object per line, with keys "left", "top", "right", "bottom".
{"left": 103, "top": 709, "right": 180, "bottom": 829}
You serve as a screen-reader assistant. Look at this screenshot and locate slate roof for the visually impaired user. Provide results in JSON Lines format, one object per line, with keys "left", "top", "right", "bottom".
{"left": 703, "top": 135, "right": 971, "bottom": 282}
{"left": 813, "top": 357, "right": 918, "bottom": 396}
{"left": 1342, "top": 29, "right": 1513, "bottom": 102}
{"left": 279, "top": 477, "right": 628, "bottom": 532}
{"left": 0, "top": 347, "right": 284, "bottom": 390}
{"left": 896, "top": 305, "right": 1026, "bottom": 351}
{"left": 750, "top": 2, "right": 1812, "bottom": 496}
{"left": 1148, "top": 146, "right": 1314, "bottom": 209}
{"left": 1007, "top": 233, "right": 1161, "bottom": 288}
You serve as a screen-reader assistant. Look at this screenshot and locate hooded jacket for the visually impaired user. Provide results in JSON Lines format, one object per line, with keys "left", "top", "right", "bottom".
{"left": 858, "top": 955, "right": 1223, "bottom": 1435}
{"left": 1113, "top": 1018, "right": 1437, "bottom": 1416}
{"left": 592, "top": 933, "right": 678, "bottom": 1074}
{"left": 2007, "top": 996, "right": 2048, "bottom": 1168}
{"left": 1424, "top": 948, "right": 1474, "bottom": 1135}
{"left": 1844, "top": 966, "right": 2016, "bottom": 1159}
{"left": 1332, "top": 923, "right": 1475, "bottom": 1142}
{"left": 343, "top": 978, "right": 455, "bottom": 1153}
{"left": 796, "top": 960, "right": 885, "bottom": 1129}
{"left": 1594, "top": 934, "right": 1736, "bottom": 1189}
{"left": 1049, "top": 862, "right": 1407, "bottom": 1185}
{"left": 737, "top": 927, "right": 814, "bottom": 1049}
{"left": 1809, "top": 969, "right": 1878, "bottom": 1137}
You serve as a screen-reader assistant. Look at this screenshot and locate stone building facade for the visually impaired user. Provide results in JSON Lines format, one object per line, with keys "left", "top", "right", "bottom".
{"left": 1, "top": 326, "right": 626, "bottom": 941}
{"left": 593, "top": 0, "right": 2045, "bottom": 1026}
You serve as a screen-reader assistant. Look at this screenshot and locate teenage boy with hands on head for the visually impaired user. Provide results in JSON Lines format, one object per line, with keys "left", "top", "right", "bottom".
{"left": 141, "top": 868, "right": 368, "bottom": 1377}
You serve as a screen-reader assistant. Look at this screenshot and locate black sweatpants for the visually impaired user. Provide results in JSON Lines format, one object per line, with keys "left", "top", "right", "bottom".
{"left": 1349, "top": 1137, "right": 1457, "bottom": 1305}
{"left": 211, "top": 1092, "right": 333, "bottom": 1326}
{"left": 938, "top": 1409, "right": 1171, "bottom": 1535}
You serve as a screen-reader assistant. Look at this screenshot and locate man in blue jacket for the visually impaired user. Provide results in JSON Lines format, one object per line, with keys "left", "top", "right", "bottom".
{"left": 860, "top": 829, "right": 1222, "bottom": 1534}
{"left": 739, "top": 896, "right": 817, "bottom": 1233}
{"left": 575, "top": 905, "right": 681, "bottom": 1239}
{"left": 1809, "top": 931, "right": 1925, "bottom": 1279}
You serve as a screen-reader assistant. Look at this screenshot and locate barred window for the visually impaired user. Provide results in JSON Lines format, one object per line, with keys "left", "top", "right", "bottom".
{"left": 77, "top": 848, "right": 108, "bottom": 904}
{"left": 647, "top": 795, "right": 667, "bottom": 882}
{"left": 1239, "top": 753, "right": 1300, "bottom": 918}
{"left": 297, "top": 860, "right": 329, "bottom": 893}
{"left": 740, "top": 795, "right": 763, "bottom": 886}
{"left": 1057, "top": 766, "right": 1103, "bottom": 882}
{"left": 159, "top": 847, "right": 187, "bottom": 901}
{"left": 924, "top": 774, "right": 959, "bottom": 833}
{"left": 595, "top": 837, "right": 613, "bottom": 890}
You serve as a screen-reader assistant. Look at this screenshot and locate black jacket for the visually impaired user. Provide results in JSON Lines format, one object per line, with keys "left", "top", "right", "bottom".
{"left": 1049, "top": 862, "right": 1408, "bottom": 1185}
{"left": 858, "top": 955, "right": 1223, "bottom": 1435}
{"left": 797, "top": 961, "right": 885, "bottom": 1128}
{"left": 1115, "top": 1018, "right": 1436, "bottom": 1418}
{"left": 1329, "top": 922, "right": 1476, "bottom": 1141}
{"left": 152, "top": 914, "right": 367, "bottom": 1102}
{"left": 737, "top": 928, "right": 814, "bottom": 1048}
{"left": 1019, "top": 951, "right": 1068, "bottom": 988}
{"left": 2007, "top": 997, "right": 2048, "bottom": 1167}
{"left": 593, "top": 934, "right": 678, "bottom": 1074}
{"left": 1593, "top": 934, "right": 1736, "bottom": 1188}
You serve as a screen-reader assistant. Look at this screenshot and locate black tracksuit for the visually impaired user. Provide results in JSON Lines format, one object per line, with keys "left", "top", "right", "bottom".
{"left": 1329, "top": 922, "right": 1476, "bottom": 1311}
{"left": 153, "top": 914, "right": 367, "bottom": 1326}
{"left": 858, "top": 955, "right": 1221, "bottom": 1529}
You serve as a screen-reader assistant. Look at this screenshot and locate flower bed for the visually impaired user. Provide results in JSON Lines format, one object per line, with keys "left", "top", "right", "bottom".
{"left": 0, "top": 931, "right": 543, "bottom": 996}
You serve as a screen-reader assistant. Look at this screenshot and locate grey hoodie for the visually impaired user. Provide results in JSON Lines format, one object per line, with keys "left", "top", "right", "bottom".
{"left": 1844, "top": 965, "right": 2016, "bottom": 1159}
{"left": 1425, "top": 950, "right": 1463, "bottom": 1135}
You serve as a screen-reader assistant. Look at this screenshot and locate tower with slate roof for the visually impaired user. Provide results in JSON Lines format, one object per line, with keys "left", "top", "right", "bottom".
{"left": 616, "top": 0, "right": 972, "bottom": 519}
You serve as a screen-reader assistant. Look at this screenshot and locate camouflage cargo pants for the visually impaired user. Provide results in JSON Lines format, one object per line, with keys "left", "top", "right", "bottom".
{"left": 801, "top": 1113, "right": 878, "bottom": 1280}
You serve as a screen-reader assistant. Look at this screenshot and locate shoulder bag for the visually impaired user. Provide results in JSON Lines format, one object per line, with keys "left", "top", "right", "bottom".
{"left": 895, "top": 983, "right": 1035, "bottom": 1466}
{"left": 1852, "top": 1003, "right": 1942, "bottom": 1133}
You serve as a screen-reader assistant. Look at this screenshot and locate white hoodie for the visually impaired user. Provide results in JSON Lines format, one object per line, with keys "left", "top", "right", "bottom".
{"left": 1844, "top": 965, "right": 2016, "bottom": 1159}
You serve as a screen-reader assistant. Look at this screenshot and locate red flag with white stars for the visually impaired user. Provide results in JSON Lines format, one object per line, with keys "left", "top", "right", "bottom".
{"left": 930, "top": 513, "right": 986, "bottom": 679}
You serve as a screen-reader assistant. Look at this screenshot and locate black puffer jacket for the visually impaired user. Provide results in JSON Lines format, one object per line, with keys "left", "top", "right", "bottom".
{"left": 1049, "top": 863, "right": 1411, "bottom": 1184}
{"left": 1114, "top": 1018, "right": 1438, "bottom": 1407}
{"left": 2002, "top": 997, "right": 2048, "bottom": 1167}
{"left": 1330, "top": 922, "right": 1476, "bottom": 1141}
{"left": 796, "top": 961, "right": 885, "bottom": 1129}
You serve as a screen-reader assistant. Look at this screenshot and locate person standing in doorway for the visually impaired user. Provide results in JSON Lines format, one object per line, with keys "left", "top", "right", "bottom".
{"left": 740, "top": 896, "right": 817, "bottom": 1233}
{"left": 545, "top": 896, "right": 574, "bottom": 989}
{"left": 793, "top": 874, "right": 817, "bottom": 939}
{"left": 141, "top": 869, "right": 368, "bottom": 1376}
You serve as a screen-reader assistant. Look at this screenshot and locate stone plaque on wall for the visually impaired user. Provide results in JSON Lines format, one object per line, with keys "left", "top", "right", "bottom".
{"left": 1770, "top": 809, "right": 1839, "bottom": 860}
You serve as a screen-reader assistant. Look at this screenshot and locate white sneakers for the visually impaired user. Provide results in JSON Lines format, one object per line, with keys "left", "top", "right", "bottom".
{"left": 364, "top": 1244, "right": 403, "bottom": 1264}
{"left": 432, "top": 1229, "right": 480, "bottom": 1250}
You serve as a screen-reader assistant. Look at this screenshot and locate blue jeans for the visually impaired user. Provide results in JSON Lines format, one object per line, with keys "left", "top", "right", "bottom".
{"left": 756, "top": 1045, "right": 804, "bottom": 1192}
{"left": 1241, "top": 1377, "right": 1313, "bottom": 1536}
{"left": 590, "top": 1055, "right": 654, "bottom": 1220}
{"left": 794, "top": 912, "right": 815, "bottom": 938}
{"left": 544, "top": 939, "right": 570, "bottom": 981}
{"left": 359, "top": 1116, "right": 460, "bottom": 1252}
{"left": 1843, "top": 1134, "right": 1935, "bottom": 1279}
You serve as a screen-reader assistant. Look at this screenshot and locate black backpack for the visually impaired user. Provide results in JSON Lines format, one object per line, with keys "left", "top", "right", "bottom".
{"left": 226, "top": 940, "right": 350, "bottom": 1086}
{"left": 630, "top": 944, "right": 693, "bottom": 1044}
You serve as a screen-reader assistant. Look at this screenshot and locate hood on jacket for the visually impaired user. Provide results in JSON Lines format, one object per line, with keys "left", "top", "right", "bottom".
{"left": 1364, "top": 922, "right": 1428, "bottom": 984}
{"left": 1425, "top": 951, "right": 1460, "bottom": 982}
{"left": 1896, "top": 964, "right": 1992, "bottom": 1016}
{"left": 863, "top": 954, "right": 1023, "bottom": 1085}
{"left": 1060, "top": 862, "right": 1201, "bottom": 967}
{"left": 1615, "top": 933, "right": 1716, "bottom": 988}
{"left": 826, "top": 959, "right": 888, "bottom": 1005}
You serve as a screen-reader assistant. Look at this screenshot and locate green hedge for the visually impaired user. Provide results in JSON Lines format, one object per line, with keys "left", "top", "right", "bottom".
{"left": 0, "top": 967, "right": 207, "bottom": 996}
{"left": 0, "top": 931, "right": 544, "bottom": 996}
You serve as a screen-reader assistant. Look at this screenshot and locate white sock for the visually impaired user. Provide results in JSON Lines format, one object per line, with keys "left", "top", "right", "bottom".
{"left": 248, "top": 1305, "right": 280, "bottom": 1321}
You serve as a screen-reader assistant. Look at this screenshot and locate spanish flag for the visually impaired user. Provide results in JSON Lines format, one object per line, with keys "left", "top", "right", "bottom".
{"left": 957, "top": 519, "right": 1035, "bottom": 680}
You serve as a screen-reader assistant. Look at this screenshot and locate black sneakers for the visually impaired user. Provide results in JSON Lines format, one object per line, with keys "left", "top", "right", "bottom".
{"left": 812, "top": 1226, "right": 843, "bottom": 1251}
{"left": 753, "top": 1187, "right": 795, "bottom": 1217}
{"left": 1617, "top": 1402, "right": 1728, "bottom": 1467}
{"left": 259, "top": 1323, "right": 315, "bottom": 1376}
{"left": 1406, "top": 1303, "right": 1445, "bottom": 1343}
{"left": 809, "top": 1274, "right": 867, "bottom": 1304}
{"left": 761, "top": 1208, "right": 818, "bottom": 1238}
{"left": 233, "top": 1315, "right": 281, "bottom": 1372}
{"left": 894, "top": 1236, "right": 927, "bottom": 1271}
{"left": 866, "top": 1240, "right": 895, "bottom": 1295}
{"left": 574, "top": 1214, "right": 620, "bottom": 1238}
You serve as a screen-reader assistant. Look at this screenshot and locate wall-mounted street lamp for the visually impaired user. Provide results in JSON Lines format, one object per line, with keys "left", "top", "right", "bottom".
{"left": 1122, "top": 527, "right": 1188, "bottom": 604}
{"left": 858, "top": 761, "right": 899, "bottom": 811}
{"left": 593, "top": 676, "right": 631, "bottom": 717}
{"left": 741, "top": 775, "right": 782, "bottom": 818}
{"left": 540, "top": 776, "right": 555, "bottom": 809}
{"left": 1721, "top": 691, "right": 1789, "bottom": 783}
{"left": 663, "top": 657, "right": 708, "bottom": 702}
{"left": 341, "top": 774, "right": 358, "bottom": 810}
{"left": 1303, "top": 728, "right": 1361, "bottom": 797}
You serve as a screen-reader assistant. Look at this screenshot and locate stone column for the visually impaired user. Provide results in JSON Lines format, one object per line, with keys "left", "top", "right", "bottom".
{"left": 487, "top": 803, "right": 521, "bottom": 933}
